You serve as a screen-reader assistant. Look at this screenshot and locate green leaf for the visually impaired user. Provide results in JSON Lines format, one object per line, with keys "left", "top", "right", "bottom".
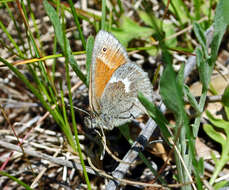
{"left": 211, "top": 0, "right": 228, "bottom": 63}
{"left": 138, "top": 92, "right": 171, "bottom": 142}
{"left": 138, "top": 10, "right": 160, "bottom": 29}
{"left": 111, "top": 16, "right": 153, "bottom": 47}
{"left": 214, "top": 180, "right": 229, "bottom": 190}
{"left": 209, "top": 83, "right": 219, "bottom": 95}
{"left": 184, "top": 85, "right": 201, "bottom": 114}
{"left": 159, "top": 62, "right": 184, "bottom": 118}
{"left": 211, "top": 151, "right": 219, "bottom": 165}
{"left": 203, "top": 124, "right": 226, "bottom": 146}
{"left": 222, "top": 85, "right": 229, "bottom": 107}
{"left": 222, "top": 0, "right": 229, "bottom": 25}
{"left": 138, "top": 10, "right": 177, "bottom": 48}
{"left": 163, "top": 22, "right": 177, "bottom": 47}
{"left": 198, "top": 157, "right": 204, "bottom": 176}
{"left": 196, "top": 47, "right": 211, "bottom": 91}
{"left": 177, "top": 63, "right": 185, "bottom": 94}
{"left": 206, "top": 111, "right": 229, "bottom": 134}
{"left": 193, "top": 23, "right": 207, "bottom": 56}
{"left": 225, "top": 106, "right": 229, "bottom": 121}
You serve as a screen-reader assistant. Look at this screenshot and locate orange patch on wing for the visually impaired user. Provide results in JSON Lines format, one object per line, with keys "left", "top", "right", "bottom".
{"left": 103, "top": 48, "right": 126, "bottom": 69}
{"left": 94, "top": 51, "right": 126, "bottom": 99}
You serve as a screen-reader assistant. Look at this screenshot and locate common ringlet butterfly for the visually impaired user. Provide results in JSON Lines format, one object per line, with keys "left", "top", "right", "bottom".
{"left": 87, "top": 30, "right": 153, "bottom": 130}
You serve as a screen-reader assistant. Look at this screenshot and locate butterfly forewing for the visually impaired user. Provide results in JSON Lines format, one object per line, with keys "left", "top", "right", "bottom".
{"left": 88, "top": 30, "right": 153, "bottom": 130}
{"left": 90, "top": 30, "right": 129, "bottom": 113}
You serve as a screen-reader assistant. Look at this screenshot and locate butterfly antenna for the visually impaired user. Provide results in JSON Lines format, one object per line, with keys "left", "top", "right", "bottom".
{"left": 67, "top": 104, "right": 90, "bottom": 116}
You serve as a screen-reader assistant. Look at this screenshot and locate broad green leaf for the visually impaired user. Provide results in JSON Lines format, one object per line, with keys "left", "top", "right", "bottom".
{"left": 138, "top": 92, "right": 171, "bottom": 142}
{"left": 222, "top": 85, "right": 229, "bottom": 107}
{"left": 159, "top": 62, "right": 184, "bottom": 118}
{"left": 214, "top": 180, "right": 229, "bottom": 190}
{"left": 138, "top": 11, "right": 177, "bottom": 48}
{"left": 146, "top": 46, "right": 159, "bottom": 56}
{"left": 203, "top": 124, "right": 226, "bottom": 146}
{"left": 138, "top": 10, "right": 160, "bottom": 29}
{"left": 163, "top": 22, "right": 177, "bottom": 47}
{"left": 211, "top": 0, "right": 228, "bottom": 63}
{"left": 225, "top": 106, "right": 229, "bottom": 121}
{"left": 222, "top": 0, "right": 229, "bottom": 25}
{"left": 138, "top": 10, "right": 153, "bottom": 26}
{"left": 111, "top": 16, "right": 153, "bottom": 47}
{"left": 206, "top": 111, "right": 229, "bottom": 134}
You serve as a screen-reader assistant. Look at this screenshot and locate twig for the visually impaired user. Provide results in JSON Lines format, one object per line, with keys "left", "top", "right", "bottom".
{"left": 0, "top": 139, "right": 194, "bottom": 188}
{"left": 106, "top": 116, "right": 161, "bottom": 190}
{"left": 30, "top": 147, "right": 62, "bottom": 188}
{"left": 184, "top": 95, "right": 222, "bottom": 105}
{"left": 87, "top": 156, "right": 193, "bottom": 188}
{"left": 0, "top": 140, "right": 96, "bottom": 175}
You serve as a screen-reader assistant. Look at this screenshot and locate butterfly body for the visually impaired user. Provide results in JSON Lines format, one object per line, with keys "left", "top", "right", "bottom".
{"left": 89, "top": 30, "right": 153, "bottom": 130}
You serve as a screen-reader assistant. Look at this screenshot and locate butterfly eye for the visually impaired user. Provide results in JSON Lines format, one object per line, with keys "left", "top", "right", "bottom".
{"left": 102, "top": 47, "right": 107, "bottom": 52}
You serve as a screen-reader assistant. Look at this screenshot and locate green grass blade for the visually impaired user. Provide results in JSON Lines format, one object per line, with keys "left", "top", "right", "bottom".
{"left": 4, "top": 2, "right": 27, "bottom": 54}
{"left": 0, "top": 171, "right": 33, "bottom": 190}
{"left": 101, "top": 0, "right": 106, "bottom": 30}
{"left": 43, "top": 0, "right": 86, "bottom": 84}
{"left": 0, "top": 20, "right": 24, "bottom": 58}
{"left": 0, "top": 57, "right": 66, "bottom": 134}
{"left": 67, "top": 0, "right": 86, "bottom": 49}
{"left": 193, "top": 0, "right": 201, "bottom": 20}
{"left": 86, "top": 35, "right": 94, "bottom": 86}
{"left": 61, "top": 9, "right": 91, "bottom": 188}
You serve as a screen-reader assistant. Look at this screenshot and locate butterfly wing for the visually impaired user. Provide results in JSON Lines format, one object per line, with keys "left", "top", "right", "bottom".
{"left": 99, "top": 62, "right": 153, "bottom": 128}
{"left": 89, "top": 30, "right": 129, "bottom": 114}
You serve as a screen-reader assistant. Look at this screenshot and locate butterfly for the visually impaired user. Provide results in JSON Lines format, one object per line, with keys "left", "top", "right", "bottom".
{"left": 87, "top": 30, "right": 153, "bottom": 130}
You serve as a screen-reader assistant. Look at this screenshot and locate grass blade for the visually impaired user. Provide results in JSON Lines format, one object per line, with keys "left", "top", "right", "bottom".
{"left": 67, "top": 0, "right": 86, "bottom": 49}
{"left": 43, "top": 0, "right": 86, "bottom": 84}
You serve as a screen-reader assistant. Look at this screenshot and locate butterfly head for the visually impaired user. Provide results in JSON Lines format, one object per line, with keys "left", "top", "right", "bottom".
{"left": 84, "top": 113, "right": 115, "bottom": 130}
